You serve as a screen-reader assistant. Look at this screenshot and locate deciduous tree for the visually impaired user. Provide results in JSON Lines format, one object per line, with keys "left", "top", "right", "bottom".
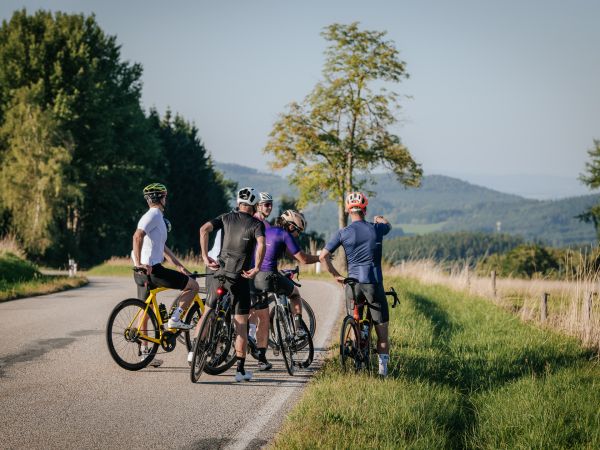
{"left": 265, "top": 22, "right": 422, "bottom": 228}
{"left": 577, "top": 139, "right": 600, "bottom": 238}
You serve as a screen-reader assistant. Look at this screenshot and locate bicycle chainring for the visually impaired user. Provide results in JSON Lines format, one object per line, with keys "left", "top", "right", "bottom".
{"left": 160, "top": 331, "right": 177, "bottom": 352}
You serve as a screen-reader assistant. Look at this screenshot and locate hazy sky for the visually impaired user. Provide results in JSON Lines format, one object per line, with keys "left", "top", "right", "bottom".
{"left": 2, "top": 1, "right": 599, "bottom": 198}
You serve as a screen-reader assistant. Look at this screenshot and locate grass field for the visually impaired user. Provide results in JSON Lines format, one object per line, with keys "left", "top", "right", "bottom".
{"left": 0, "top": 275, "right": 88, "bottom": 301}
{"left": 86, "top": 256, "right": 205, "bottom": 276}
{"left": 272, "top": 276, "right": 600, "bottom": 449}
{"left": 397, "top": 222, "right": 446, "bottom": 235}
{"left": 0, "top": 244, "right": 88, "bottom": 301}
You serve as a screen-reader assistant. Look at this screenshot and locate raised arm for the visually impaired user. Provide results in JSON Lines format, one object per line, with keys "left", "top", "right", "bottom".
{"left": 293, "top": 251, "right": 320, "bottom": 265}
{"left": 319, "top": 248, "right": 344, "bottom": 283}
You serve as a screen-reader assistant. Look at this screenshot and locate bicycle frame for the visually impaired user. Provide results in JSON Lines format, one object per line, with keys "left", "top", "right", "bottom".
{"left": 128, "top": 285, "right": 206, "bottom": 345}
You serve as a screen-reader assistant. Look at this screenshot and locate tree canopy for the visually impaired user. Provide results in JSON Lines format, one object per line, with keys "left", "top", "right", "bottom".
{"left": 265, "top": 22, "right": 422, "bottom": 228}
{"left": 0, "top": 10, "right": 232, "bottom": 267}
{"left": 577, "top": 139, "right": 600, "bottom": 237}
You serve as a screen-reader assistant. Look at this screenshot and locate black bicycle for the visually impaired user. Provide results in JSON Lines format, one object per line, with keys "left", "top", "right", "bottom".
{"left": 262, "top": 268, "right": 314, "bottom": 375}
{"left": 339, "top": 278, "right": 399, "bottom": 373}
{"left": 266, "top": 267, "right": 316, "bottom": 353}
{"left": 190, "top": 274, "right": 237, "bottom": 382}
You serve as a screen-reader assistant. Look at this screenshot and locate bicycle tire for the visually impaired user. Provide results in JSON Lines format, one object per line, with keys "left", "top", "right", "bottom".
{"left": 268, "top": 297, "right": 316, "bottom": 350}
{"left": 365, "top": 324, "right": 378, "bottom": 374}
{"left": 203, "top": 315, "right": 237, "bottom": 375}
{"left": 190, "top": 309, "right": 215, "bottom": 383}
{"left": 183, "top": 302, "right": 202, "bottom": 351}
{"left": 291, "top": 319, "right": 314, "bottom": 369}
{"left": 275, "top": 306, "right": 294, "bottom": 375}
{"left": 340, "top": 315, "right": 359, "bottom": 373}
{"left": 106, "top": 298, "right": 159, "bottom": 371}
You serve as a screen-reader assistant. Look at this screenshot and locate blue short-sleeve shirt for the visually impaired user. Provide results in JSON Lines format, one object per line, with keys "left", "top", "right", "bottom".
{"left": 325, "top": 220, "right": 391, "bottom": 283}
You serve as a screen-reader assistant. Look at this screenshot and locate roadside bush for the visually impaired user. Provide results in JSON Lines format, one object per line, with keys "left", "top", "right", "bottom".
{"left": 0, "top": 252, "right": 40, "bottom": 283}
{"left": 477, "top": 244, "right": 560, "bottom": 278}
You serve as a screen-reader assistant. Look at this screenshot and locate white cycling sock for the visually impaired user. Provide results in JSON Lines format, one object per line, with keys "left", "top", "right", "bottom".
{"left": 170, "top": 307, "right": 183, "bottom": 322}
{"left": 378, "top": 353, "right": 389, "bottom": 375}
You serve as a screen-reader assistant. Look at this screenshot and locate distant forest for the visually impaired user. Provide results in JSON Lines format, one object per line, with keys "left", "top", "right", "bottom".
{"left": 216, "top": 163, "right": 599, "bottom": 247}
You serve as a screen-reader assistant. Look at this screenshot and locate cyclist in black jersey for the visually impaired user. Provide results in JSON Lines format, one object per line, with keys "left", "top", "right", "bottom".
{"left": 193, "top": 187, "right": 266, "bottom": 382}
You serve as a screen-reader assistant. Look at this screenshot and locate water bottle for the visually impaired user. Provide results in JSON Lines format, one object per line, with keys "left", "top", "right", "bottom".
{"left": 279, "top": 295, "right": 288, "bottom": 307}
{"left": 158, "top": 303, "right": 168, "bottom": 322}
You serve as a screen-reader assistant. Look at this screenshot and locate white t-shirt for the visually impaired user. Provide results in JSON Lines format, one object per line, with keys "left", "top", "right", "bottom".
{"left": 137, "top": 207, "right": 167, "bottom": 266}
{"left": 207, "top": 229, "right": 222, "bottom": 260}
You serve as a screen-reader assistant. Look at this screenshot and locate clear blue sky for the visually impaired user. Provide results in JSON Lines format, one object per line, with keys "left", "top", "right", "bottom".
{"left": 2, "top": 1, "right": 599, "bottom": 198}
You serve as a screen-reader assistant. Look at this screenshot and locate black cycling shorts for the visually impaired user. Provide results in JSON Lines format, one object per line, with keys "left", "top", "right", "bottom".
{"left": 206, "top": 272, "right": 251, "bottom": 315}
{"left": 254, "top": 271, "right": 295, "bottom": 296}
{"left": 133, "top": 264, "right": 189, "bottom": 300}
{"left": 248, "top": 279, "right": 269, "bottom": 311}
{"left": 344, "top": 282, "right": 389, "bottom": 325}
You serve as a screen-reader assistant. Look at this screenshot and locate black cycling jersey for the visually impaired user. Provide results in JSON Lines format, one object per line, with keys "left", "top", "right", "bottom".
{"left": 210, "top": 210, "right": 265, "bottom": 277}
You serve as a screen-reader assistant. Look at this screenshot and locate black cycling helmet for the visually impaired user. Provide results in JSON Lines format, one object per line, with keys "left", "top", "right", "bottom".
{"left": 143, "top": 183, "right": 167, "bottom": 203}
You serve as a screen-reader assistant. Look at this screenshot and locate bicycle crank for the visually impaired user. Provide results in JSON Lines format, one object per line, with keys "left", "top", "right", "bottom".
{"left": 160, "top": 331, "right": 177, "bottom": 352}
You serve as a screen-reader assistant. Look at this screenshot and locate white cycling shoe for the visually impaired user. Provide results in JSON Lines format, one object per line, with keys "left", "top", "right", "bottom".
{"left": 167, "top": 318, "right": 194, "bottom": 330}
{"left": 140, "top": 346, "right": 163, "bottom": 367}
{"left": 235, "top": 370, "right": 253, "bottom": 382}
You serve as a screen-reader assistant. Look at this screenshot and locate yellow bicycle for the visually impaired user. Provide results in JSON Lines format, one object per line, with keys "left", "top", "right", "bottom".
{"left": 106, "top": 269, "right": 207, "bottom": 371}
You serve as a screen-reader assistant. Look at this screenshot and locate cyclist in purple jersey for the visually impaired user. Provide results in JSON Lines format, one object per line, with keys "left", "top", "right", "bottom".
{"left": 319, "top": 192, "right": 392, "bottom": 377}
{"left": 254, "top": 210, "right": 320, "bottom": 351}
{"left": 249, "top": 192, "right": 274, "bottom": 370}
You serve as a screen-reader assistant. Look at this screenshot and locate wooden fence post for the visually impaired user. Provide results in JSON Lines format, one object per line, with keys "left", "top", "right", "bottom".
{"left": 491, "top": 270, "right": 497, "bottom": 298}
{"left": 540, "top": 293, "right": 549, "bottom": 322}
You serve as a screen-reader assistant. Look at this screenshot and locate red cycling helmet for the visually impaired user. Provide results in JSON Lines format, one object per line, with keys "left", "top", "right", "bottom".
{"left": 345, "top": 191, "right": 368, "bottom": 212}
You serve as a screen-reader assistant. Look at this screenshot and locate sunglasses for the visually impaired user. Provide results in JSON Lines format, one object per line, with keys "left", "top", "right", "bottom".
{"left": 289, "top": 224, "right": 301, "bottom": 233}
{"left": 261, "top": 202, "right": 273, "bottom": 208}
{"left": 163, "top": 218, "right": 172, "bottom": 233}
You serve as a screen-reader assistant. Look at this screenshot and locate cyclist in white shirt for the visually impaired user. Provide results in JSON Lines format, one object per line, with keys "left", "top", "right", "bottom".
{"left": 133, "top": 183, "right": 200, "bottom": 365}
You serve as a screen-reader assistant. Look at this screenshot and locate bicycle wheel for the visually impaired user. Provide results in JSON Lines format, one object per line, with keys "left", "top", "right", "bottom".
{"left": 291, "top": 319, "right": 314, "bottom": 369}
{"left": 204, "top": 315, "right": 237, "bottom": 375}
{"left": 190, "top": 309, "right": 215, "bottom": 383}
{"left": 275, "top": 306, "right": 294, "bottom": 375}
{"left": 365, "top": 324, "right": 379, "bottom": 374}
{"left": 268, "top": 297, "right": 315, "bottom": 350}
{"left": 106, "top": 298, "right": 159, "bottom": 371}
{"left": 183, "top": 302, "right": 202, "bottom": 351}
{"left": 340, "top": 315, "right": 359, "bottom": 372}
{"left": 302, "top": 298, "right": 316, "bottom": 339}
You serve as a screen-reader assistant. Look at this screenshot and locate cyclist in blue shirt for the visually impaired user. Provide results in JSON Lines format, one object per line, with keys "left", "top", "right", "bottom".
{"left": 319, "top": 192, "right": 392, "bottom": 376}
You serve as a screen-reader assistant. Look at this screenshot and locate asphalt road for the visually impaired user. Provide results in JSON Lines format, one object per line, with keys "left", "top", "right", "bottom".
{"left": 0, "top": 276, "right": 342, "bottom": 450}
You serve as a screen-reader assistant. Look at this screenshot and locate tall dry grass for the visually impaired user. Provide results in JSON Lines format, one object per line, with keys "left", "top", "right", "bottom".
{"left": 389, "top": 258, "right": 600, "bottom": 352}
{"left": 0, "top": 234, "right": 25, "bottom": 258}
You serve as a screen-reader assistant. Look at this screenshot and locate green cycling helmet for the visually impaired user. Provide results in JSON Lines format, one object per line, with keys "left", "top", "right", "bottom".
{"left": 143, "top": 183, "right": 167, "bottom": 202}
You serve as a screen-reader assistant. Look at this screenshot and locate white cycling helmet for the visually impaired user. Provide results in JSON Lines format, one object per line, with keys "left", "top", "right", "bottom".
{"left": 258, "top": 192, "right": 273, "bottom": 204}
{"left": 237, "top": 187, "right": 258, "bottom": 206}
{"left": 281, "top": 209, "right": 306, "bottom": 232}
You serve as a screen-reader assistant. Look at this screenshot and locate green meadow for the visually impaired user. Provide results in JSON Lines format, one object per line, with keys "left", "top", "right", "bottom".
{"left": 272, "top": 276, "right": 600, "bottom": 449}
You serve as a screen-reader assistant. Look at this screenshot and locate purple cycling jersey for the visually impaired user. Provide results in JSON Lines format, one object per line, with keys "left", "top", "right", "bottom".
{"left": 259, "top": 226, "right": 301, "bottom": 272}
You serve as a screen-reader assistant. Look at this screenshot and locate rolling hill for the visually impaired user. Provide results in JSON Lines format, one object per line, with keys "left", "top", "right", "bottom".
{"left": 215, "top": 162, "right": 599, "bottom": 246}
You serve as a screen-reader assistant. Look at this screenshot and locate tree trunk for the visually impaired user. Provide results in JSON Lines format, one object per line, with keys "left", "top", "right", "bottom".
{"left": 338, "top": 199, "right": 347, "bottom": 229}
